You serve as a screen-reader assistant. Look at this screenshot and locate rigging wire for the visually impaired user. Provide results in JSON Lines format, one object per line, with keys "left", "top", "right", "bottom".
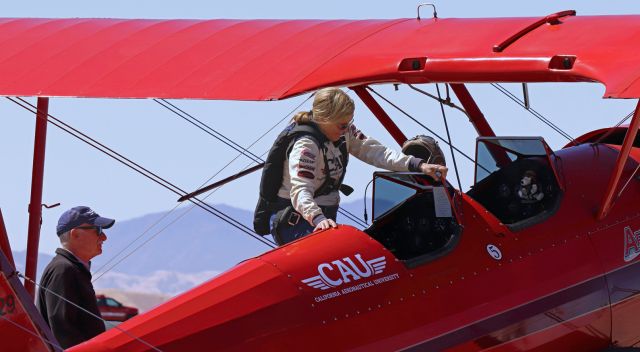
{"left": 91, "top": 201, "right": 184, "bottom": 281}
{"left": 153, "top": 99, "right": 263, "bottom": 164}
{"left": 156, "top": 98, "right": 368, "bottom": 228}
{"left": 366, "top": 86, "right": 491, "bottom": 175}
{"left": 593, "top": 110, "right": 635, "bottom": 145}
{"left": 92, "top": 97, "right": 323, "bottom": 281}
{"left": 0, "top": 313, "right": 64, "bottom": 352}
{"left": 490, "top": 83, "right": 575, "bottom": 142}
{"left": 10, "top": 98, "right": 270, "bottom": 246}
{"left": 592, "top": 109, "right": 637, "bottom": 207}
{"left": 18, "top": 272, "right": 163, "bottom": 352}
{"left": 7, "top": 97, "right": 276, "bottom": 249}
{"left": 491, "top": 85, "right": 640, "bottom": 209}
{"left": 94, "top": 91, "right": 375, "bottom": 279}
{"left": 435, "top": 84, "right": 463, "bottom": 191}
{"left": 407, "top": 84, "right": 469, "bottom": 118}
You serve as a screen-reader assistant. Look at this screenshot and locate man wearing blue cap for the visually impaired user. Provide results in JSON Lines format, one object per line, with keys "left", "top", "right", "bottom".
{"left": 36, "top": 206, "right": 115, "bottom": 348}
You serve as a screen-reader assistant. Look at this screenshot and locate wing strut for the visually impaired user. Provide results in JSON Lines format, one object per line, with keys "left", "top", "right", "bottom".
{"left": 449, "top": 84, "right": 495, "bottom": 138}
{"left": 597, "top": 99, "right": 640, "bottom": 220}
{"left": 24, "top": 97, "right": 49, "bottom": 298}
{"left": 449, "top": 83, "right": 515, "bottom": 168}
{"left": 352, "top": 86, "right": 407, "bottom": 146}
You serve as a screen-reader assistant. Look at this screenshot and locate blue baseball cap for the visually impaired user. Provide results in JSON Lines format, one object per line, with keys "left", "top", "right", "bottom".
{"left": 56, "top": 206, "right": 115, "bottom": 236}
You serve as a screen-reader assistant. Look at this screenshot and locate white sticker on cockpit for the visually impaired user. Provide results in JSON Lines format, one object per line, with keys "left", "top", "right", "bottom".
{"left": 433, "top": 187, "right": 452, "bottom": 218}
{"left": 487, "top": 244, "right": 502, "bottom": 260}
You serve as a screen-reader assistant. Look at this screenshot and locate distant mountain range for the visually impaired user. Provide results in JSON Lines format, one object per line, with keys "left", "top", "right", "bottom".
{"left": 13, "top": 200, "right": 367, "bottom": 295}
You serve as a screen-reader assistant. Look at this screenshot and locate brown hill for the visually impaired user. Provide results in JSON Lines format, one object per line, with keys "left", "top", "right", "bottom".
{"left": 95, "top": 288, "right": 170, "bottom": 313}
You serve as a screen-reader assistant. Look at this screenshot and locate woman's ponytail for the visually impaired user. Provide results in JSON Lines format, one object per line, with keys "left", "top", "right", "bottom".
{"left": 293, "top": 110, "right": 313, "bottom": 124}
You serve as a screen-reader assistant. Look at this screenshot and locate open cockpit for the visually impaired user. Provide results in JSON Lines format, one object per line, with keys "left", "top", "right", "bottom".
{"left": 364, "top": 137, "right": 564, "bottom": 265}
{"left": 365, "top": 172, "right": 462, "bottom": 266}
{"left": 466, "top": 137, "right": 563, "bottom": 230}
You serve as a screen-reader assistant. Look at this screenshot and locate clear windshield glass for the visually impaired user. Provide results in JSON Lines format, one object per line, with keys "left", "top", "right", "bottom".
{"left": 476, "top": 138, "right": 548, "bottom": 184}
{"left": 372, "top": 176, "right": 417, "bottom": 219}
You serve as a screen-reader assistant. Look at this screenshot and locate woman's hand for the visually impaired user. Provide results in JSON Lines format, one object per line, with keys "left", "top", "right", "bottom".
{"left": 314, "top": 219, "right": 338, "bottom": 231}
{"left": 420, "top": 163, "right": 448, "bottom": 182}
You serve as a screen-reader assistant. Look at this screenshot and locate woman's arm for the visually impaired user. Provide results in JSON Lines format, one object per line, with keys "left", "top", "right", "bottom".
{"left": 346, "top": 124, "right": 421, "bottom": 171}
{"left": 347, "top": 125, "right": 447, "bottom": 180}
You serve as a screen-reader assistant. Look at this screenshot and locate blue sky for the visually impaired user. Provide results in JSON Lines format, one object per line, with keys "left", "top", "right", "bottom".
{"left": 2, "top": 0, "right": 639, "bottom": 254}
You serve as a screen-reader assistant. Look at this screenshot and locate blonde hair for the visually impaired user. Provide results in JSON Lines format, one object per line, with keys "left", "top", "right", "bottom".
{"left": 293, "top": 87, "right": 355, "bottom": 124}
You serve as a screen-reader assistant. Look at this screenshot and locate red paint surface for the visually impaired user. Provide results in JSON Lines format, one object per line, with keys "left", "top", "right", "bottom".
{"left": 0, "top": 16, "right": 639, "bottom": 99}
{"left": 1, "top": 12, "right": 640, "bottom": 352}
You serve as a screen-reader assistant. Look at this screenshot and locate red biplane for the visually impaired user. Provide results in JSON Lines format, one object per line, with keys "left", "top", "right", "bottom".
{"left": 0, "top": 8, "right": 640, "bottom": 352}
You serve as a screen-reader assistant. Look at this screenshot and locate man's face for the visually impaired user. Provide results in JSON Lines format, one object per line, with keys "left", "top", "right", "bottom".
{"left": 70, "top": 223, "right": 107, "bottom": 261}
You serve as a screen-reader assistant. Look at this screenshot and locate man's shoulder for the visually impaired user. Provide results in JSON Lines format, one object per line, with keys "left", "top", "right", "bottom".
{"left": 43, "top": 253, "right": 82, "bottom": 276}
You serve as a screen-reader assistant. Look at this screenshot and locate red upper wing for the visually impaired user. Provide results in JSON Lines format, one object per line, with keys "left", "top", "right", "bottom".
{"left": 0, "top": 15, "right": 638, "bottom": 100}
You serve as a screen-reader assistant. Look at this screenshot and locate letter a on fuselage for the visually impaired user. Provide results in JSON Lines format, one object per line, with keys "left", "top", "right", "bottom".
{"left": 333, "top": 259, "right": 361, "bottom": 283}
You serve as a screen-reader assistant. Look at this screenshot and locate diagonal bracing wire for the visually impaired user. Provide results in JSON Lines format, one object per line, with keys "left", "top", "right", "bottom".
{"left": 436, "top": 84, "right": 463, "bottom": 191}
{"left": 0, "top": 313, "right": 64, "bottom": 352}
{"left": 7, "top": 97, "right": 275, "bottom": 250}
{"left": 155, "top": 98, "right": 368, "bottom": 228}
{"left": 367, "top": 86, "right": 492, "bottom": 175}
{"left": 92, "top": 96, "right": 320, "bottom": 280}
{"left": 154, "top": 99, "right": 264, "bottom": 164}
{"left": 407, "top": 84, "right": 469, "bottom": 118}
{"left": 491, "top": 83, "right": 574, "bottom": 142}
{"left": 18, "top": 272, "right": 163, "bottom": 352}
{"left": 593, "top": 110, "right": 635, "bottom": 145}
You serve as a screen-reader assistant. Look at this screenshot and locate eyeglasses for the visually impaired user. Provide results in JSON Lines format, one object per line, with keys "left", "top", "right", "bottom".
{"left": 74, "top": 225, "right": 103, "bottom": 235}
{"left": 336, "top": 119, "right": 354, "bottom": 131}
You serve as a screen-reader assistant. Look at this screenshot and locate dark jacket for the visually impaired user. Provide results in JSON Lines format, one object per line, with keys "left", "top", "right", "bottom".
{"left": 36, "top": 248, "right": 105, "bottom": 348}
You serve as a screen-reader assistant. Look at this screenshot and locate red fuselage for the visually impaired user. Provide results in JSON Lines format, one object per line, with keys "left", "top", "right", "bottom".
{"left": 67, "top": 141, "right": 640, "bottom": 351}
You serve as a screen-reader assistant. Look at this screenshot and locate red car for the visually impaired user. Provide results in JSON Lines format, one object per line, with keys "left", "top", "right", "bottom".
{"left": 96, "top": 294, "right": 138, "bottom": 322}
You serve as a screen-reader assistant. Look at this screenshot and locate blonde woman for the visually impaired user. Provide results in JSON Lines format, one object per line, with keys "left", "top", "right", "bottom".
{"left": 256, "top": 87, "right": 447, "bottom": 245}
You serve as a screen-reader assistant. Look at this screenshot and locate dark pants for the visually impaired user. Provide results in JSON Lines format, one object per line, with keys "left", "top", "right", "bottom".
{"left": 270, "top": 197, "right": 338, "bottom": 245}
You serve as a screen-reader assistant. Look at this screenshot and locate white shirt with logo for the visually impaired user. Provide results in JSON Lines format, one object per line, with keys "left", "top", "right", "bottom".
{"left": 277, "top": 124, "right": 417, "bottom": 225}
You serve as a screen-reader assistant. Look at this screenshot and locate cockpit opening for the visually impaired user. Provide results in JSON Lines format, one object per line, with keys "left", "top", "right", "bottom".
{"left": 364, "top": 172, "right": 462, "bottom": 267}
{"left": 467, "top": 137, "right": 563, "bottom": 230}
